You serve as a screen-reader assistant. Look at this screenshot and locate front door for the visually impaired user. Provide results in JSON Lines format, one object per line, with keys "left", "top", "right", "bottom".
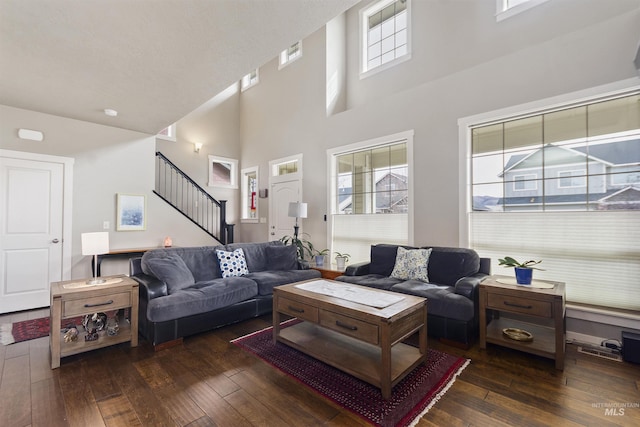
{"left": 269, "top": 179, "right": 301, "bottom": 241}
{"left": 0, "top": 154, "right": 67, "bottom": 312}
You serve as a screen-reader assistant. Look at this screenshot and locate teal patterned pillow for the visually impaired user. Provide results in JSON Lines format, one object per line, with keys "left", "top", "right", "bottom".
{"left": 390, "top": 247, "right": 432, "bottom": 282}
{"left": 216, "top": 248, "right": 249, "bottom": 278}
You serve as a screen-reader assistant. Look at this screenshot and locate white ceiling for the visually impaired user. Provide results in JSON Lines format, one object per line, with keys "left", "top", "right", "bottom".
{"left": 0, "top": 0, "right": 359, "bottom": 134}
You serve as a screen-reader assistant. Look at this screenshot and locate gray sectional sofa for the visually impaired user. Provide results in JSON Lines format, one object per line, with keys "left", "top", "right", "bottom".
{"left": 336, "top": 244, "right": 490, "bottom": 347}
{"left": 129, "top": 241, "right": 320, "bottom": 349}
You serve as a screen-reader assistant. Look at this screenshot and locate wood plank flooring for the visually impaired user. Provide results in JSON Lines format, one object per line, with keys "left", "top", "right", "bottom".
{"left": 1, "top": 309, "right": 639, "bottom": 426}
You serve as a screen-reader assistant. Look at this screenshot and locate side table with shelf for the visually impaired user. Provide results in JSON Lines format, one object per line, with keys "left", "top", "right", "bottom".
{"left": 50, "top": 275, "right": 139, "bottom": 369}
{"left": 479, "top": 275, "right": 566, "bottom": 370}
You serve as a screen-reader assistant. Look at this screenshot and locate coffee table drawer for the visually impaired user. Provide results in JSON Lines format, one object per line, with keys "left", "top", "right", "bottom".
{"left": 276, "top": 297, "right": 319, "bottom": 322}
{"left": 320, "top": 310, "right": 379, "bottom": 345}
{"left": 487, "top": 293, "right": 551, "bottom": 317}
{"left": 63, "top": 292, "right": 131, "bottom": 317}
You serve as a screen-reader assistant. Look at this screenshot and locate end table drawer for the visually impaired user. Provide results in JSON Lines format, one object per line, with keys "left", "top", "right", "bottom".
{"left": 320, "top": 310, "right": 379, "bottom": 345}
{"left": 63, "top": 292, "right": 131, "bottom": 317}
{"left": 487, "top": 293, "right": 551, "bottom": 317}
{"left": 277, "top": 297, "right": 319, "bottom": 322}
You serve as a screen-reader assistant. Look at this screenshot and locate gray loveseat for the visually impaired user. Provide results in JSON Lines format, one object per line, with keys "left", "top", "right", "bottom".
{"left": 336, "top": 244, "right": 490, "bottom": 347}
{"left": 129, "top": 241, "right": 320, "bottom": 349}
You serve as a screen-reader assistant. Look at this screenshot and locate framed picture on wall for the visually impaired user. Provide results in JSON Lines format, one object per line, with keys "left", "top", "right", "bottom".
{"left": 116, "top": 193, "right": 146, "bottom": 231}
{"left": 208, "top": 155, "right": 238, "bottom": 188}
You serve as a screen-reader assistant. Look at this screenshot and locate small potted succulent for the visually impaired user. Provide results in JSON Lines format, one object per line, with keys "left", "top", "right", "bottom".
{"left": 314, "top": 248, "right": 329, "bottom": 267}
{"left": 498, "top": 256, "right": 544, "bottom": 285}
{"left": 334, "top": 251, "right": 351, "bottom": 270}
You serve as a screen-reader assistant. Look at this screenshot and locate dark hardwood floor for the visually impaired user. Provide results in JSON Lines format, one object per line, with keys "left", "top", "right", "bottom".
{"left": 1, "top": 309, "right": 639, "bottom": 427}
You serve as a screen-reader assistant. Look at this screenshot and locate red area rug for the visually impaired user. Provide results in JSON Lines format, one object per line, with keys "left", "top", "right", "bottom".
{"left": 0, "top": 316, "right": 83, "bottom": 345}
{"left": 232, "top": 321, "right": 469, "bottom": 427}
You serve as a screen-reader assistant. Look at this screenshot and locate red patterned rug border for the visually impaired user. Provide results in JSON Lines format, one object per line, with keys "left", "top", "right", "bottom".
{"left": 232, "top": 322, "right": 469, "bottom": 427}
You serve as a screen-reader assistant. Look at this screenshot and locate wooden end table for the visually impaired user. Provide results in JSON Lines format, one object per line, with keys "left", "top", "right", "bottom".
{"left": 310, "top": 263, "right": 346, "bottom": 280}
{"left": 479, "top": 275, "right": 566, "bottom": 369}
{"left": 273, "top": 279, "right": 427, "bottom": 399}
{"left": 50, "top": 275, "right": 139, "bottom": 369}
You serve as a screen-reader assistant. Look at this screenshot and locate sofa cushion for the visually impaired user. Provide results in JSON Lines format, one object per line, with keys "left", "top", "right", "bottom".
{"left": 266, "top": 244, "right": 298, "bottom": 270}
{"left": 216, "top": 248, "right": 249, "bottom": 278}
{"left": 226, "top": 241, "right": 283, "bottom": 272}
{"left": 423, "top": 247, "right": 480, "bottom": 286}
{"left": 369, "top": 244, "right": 401, "bottom": 276}
{"left": 334, "top": 274, "right": 404, "bottom": 291}
{"left": 144, "top": 254, "right": 195, "bottom": 294}
{"left": 391, "top": 280, "right": 475, "bottom": 322}
{"left": 390, "top": 247, "right": 432, "bottom": 282}
{"left": 145, "top": 277, "right": 258, "bottom": 322}
{"left": 141, "top": 246, "right": 224, "bottom": 282}
{"left": 245, "top": 269, "right": 321, "bottom": 295}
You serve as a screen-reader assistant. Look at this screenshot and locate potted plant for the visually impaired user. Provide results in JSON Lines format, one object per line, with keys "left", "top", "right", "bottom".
{"left": 280, "top": 233, "right": 314, "bottom": 267}
{"left": 334, "top": 251, "right": 351, "bottom": 270}
{"left": 498, "top": 256, "right": 544, "bottom": 285}
{"left": 313, "top": 248, "right": 329, "bottom": 267}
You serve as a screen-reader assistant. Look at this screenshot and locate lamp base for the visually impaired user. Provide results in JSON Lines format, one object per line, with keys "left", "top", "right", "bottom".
{"left": 85, "top": 278, "right": 107, "bottom": 285}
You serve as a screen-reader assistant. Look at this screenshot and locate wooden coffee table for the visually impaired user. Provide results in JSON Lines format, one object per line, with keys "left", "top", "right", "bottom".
{"left": 273, "top": 279, "right": 427, "bottom": 399}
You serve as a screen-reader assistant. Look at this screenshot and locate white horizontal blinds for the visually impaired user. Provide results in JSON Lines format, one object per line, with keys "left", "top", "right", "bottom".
{"left": 470, "top": 91, "right": 640, "bottom": 310}
{"left": 333, "top": 214, "right": 408, "bottom": 263}
{"left": 470, "top": 212, "right": 640, "bottom": 310}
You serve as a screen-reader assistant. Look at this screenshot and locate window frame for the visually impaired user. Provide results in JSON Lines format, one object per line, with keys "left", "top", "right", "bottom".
{"left": 359, "top": 0, "right": 412, "bottom": 79}
{"left": 241, "top": 69, "right": 259, "bottom": 92}
{"left": 156, "top": 123, "right": 176, "bottom": 142}
{"left": 557, "top": 170, "right": 586, "bottom": 189}
{"left": 279, "top": 41, "right": 302, "bottom": 70}
{"left": 496, "top": 0, "right": 551, "bottom": 22}
{"left": 240, "top": 166, "right": 259, "bottom": 223}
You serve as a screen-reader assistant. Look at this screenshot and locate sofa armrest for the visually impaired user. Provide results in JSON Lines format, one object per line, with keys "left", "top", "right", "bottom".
{"left": 344, "top": 262, "right": 370, "bottom": 276}
{"left": 454, "top": 273, "right": 488, "bottom": 300}
{"left": 130, "top": 256, "right": 168, "bottom": 301}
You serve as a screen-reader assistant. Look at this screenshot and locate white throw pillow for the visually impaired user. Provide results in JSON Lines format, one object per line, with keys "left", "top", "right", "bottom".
{"left": 216, "top": 248, "right": 249, "bottom": 278}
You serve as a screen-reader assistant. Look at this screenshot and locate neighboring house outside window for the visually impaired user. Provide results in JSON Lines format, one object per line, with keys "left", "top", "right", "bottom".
{"left": 360, "top": 0, "right": 411, "bottom": 77}
{"left": 241, "top": 69, "right": 259, "bottom": 91}
{"left": 241, "top": 166, "right": 258, "bottom": 222}
{"left": 157, "top": 123, "right": 176, "bottom": 142}
{"left": 279, "top": 41, "right": 302, "bottom": 69}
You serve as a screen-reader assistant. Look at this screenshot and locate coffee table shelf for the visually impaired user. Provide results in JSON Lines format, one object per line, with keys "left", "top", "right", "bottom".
{"left": 278, "top": 321, "right": 423, "bottom": 388}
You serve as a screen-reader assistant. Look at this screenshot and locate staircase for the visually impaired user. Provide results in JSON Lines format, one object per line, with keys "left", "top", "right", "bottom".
{"left": 154, "top": 152, "right": 234, "bottom": 244}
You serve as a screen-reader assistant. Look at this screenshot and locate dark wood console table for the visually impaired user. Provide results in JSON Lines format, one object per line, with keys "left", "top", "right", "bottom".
{"left": 93, "top": 247, "right": 161, "bottom": 276}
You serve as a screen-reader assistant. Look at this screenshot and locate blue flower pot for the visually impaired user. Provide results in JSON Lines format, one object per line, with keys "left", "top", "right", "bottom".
{"left": 515, "top": 267, "right": 533, "bottom": 285}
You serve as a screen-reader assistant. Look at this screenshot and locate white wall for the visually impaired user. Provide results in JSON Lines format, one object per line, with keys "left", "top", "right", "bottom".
{"left": 232, "top": 0, "right": 640, "bottom": 255}
{"left": 0, "top": 106, "right": 220, "bottom": 279}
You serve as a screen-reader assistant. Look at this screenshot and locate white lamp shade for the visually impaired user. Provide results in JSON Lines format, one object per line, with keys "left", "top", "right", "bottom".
{"left": 288, "top": 202, "right": 308, "bottom": 218}
{"left": 81, "top": 232, "right": 110, "bottom": 255}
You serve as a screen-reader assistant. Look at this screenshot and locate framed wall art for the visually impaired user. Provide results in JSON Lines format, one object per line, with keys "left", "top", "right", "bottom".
{"left": 208, "top": 155, "right": 238, "bottom": 188}
{"left": 116, "top": 193, "right": 146, "bottom": 231}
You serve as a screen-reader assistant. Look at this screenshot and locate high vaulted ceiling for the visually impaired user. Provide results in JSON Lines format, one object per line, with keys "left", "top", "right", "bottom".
{"left": 0, "top": 0, "right": 358, "bottom": 134}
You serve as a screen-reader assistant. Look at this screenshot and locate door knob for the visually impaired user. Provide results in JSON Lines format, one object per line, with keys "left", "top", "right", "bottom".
{"left": 52, "top": 238, "right": 60, "bottom": 243}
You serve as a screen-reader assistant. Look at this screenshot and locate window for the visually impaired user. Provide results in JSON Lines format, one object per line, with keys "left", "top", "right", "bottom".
{"left": 468, "top": 91, "right": 640, "bottom": 311}
{"left": 279, "top": 41, "right": 302, "bottom": 69}
{"left": 514, "top": 175, "right": 537, "bottom": 191}
{"left": 241, "top": 69, "right": 259, "bottom": 91}
{"left": 241, "top": 166, "right": 259, "bottom": 222}
{"left": 360, "top": 0, "right": 411, "bottom": 77}
{"left": 558, "top": 170, "right": 586, "bottom": 188}
{"left": 157, "top": 123, "right": 176, "bottom": 142}
{"left": 496, "top": 0, "right": 551, "bottom": 22}
{"left": 328, "top": 130, "right": 414, "bottom": 262}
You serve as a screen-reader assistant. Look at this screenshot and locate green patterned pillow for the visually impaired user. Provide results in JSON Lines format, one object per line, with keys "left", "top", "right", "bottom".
{"left": 390, "top": 247, "right": 432, "bottom": 282}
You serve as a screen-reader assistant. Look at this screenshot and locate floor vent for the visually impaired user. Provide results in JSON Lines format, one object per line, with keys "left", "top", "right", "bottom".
{"left": 577, "top": 346, "right": 622, "bottom": 362}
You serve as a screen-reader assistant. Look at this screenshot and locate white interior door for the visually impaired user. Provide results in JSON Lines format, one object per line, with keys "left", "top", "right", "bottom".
{"left": 269, "top": 179, "right": 301, "bottom": 241}
{"left": 0, "top": 156, "right": 65, "bottom": 312}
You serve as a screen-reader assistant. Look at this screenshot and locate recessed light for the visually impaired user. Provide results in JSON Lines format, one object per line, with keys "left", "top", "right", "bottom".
{"left": 104, "top": 108, "right": 118, "bottom": 117}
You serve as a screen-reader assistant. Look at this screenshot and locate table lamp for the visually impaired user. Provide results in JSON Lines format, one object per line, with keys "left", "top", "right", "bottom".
{"left": 81, "top": 232, "right": 110, "bottom": 284}
{"left": 288, "top": 201, "right": 308, "bottom": 241}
